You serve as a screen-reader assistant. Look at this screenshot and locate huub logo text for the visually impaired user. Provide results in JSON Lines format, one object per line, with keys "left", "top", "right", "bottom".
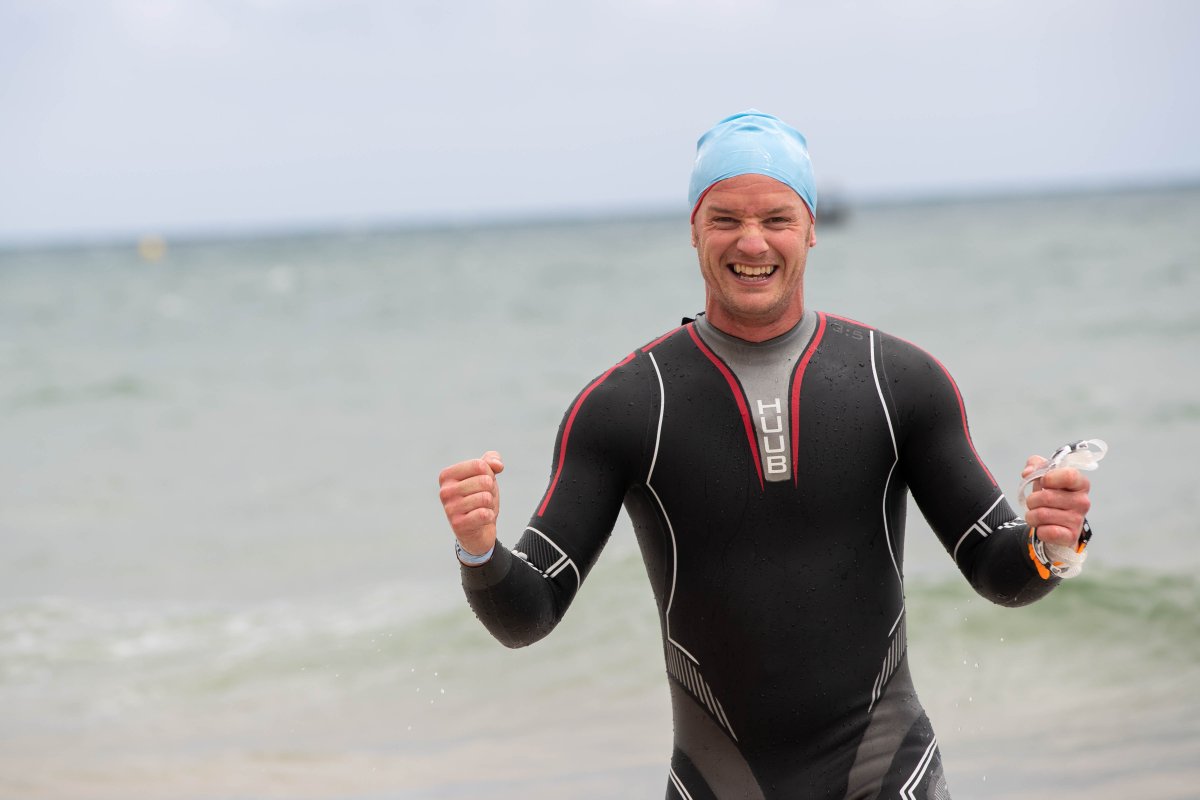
{"left": 757, "top": 398, "right": 789, "bottom": 477}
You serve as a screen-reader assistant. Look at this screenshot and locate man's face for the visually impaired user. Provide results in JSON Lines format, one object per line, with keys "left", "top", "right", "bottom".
{"left": 691, "top": 174, "right": 816, "bottom": 341}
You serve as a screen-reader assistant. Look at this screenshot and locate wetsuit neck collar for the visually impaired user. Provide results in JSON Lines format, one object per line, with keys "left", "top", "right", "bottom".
{"left": 694, "top": 310, "right": 817, "bottom": 351}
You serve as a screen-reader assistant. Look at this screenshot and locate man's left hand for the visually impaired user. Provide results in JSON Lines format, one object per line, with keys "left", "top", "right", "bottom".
{"left": 1020, "top": 455, "right": 1092, "bottom": 548}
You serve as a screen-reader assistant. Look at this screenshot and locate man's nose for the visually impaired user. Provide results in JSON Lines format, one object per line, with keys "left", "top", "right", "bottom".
{"left": 737, "top": 226, "right": 769, "bottom": 256}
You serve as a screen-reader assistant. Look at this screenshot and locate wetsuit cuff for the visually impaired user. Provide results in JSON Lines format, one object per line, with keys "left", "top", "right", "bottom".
{"left": 460, "top": 542, "right": 514, "bottom": 590}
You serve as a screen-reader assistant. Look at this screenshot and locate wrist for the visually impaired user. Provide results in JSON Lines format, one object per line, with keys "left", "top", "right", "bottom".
{"left": 455, "top": 539, "right": 495, "bottom": 567}
{"left": 1027, "top": 519, "right": 1092, "bottom": 580}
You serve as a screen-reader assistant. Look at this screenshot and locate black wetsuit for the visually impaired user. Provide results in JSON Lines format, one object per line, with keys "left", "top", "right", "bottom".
{"left": 461, "top": 311, "right": 1057, "bottom": 799}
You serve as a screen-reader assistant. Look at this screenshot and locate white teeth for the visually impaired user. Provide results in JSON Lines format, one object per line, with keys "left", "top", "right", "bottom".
{"left": 732, "top": 264, "right": 774, "bottom": 277}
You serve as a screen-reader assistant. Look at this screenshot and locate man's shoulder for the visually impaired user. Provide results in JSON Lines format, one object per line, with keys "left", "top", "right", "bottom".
{"left": 577, "top": 322, "right": 694, "bottom": 395}
{"left": 638, "top": 320, "right": 696, "bottom": 354}
{"left": 819, "top": 311, "right": 934, "bottom": 360}
{"left": 557, "top": 324, "right": 694, "bottom": 430}
{"left": 820, "top": 311, "right": 898, "bottom": 340}
{"left": 609, "top": 321, "right": 696, "bottom": 370}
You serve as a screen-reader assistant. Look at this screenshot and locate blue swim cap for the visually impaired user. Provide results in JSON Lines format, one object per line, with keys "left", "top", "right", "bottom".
{"left": 688, "top": 110, "right": 817, "bottom": 220}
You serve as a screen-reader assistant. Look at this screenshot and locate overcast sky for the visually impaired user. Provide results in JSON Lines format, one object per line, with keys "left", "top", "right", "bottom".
{"left": 2, "top": 0, "right": 1197, "bottom": 243}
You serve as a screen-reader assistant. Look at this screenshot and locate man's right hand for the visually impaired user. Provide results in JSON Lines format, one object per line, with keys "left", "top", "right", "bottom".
{"left": 438, "top": 451, "right": 505, "bottom": 558}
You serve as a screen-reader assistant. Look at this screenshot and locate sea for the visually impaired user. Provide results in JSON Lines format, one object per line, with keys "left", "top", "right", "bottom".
{"left": 1, "top": 185, "right": 1197, "bottom": 799}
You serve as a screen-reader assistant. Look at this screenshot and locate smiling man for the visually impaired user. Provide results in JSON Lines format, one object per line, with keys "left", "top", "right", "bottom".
{"left": 691, "top": 173, "right": 815, "bottom": 341}
{"left": 437, "top": 111, "right": 1093, "bottom": 799}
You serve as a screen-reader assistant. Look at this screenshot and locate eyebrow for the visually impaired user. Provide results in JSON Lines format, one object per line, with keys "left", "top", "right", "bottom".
{"left": 705, "top": 206, "right": 798, "bottom": 217}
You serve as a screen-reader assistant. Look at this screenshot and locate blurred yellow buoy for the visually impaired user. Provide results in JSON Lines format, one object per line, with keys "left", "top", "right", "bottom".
{"left": 137, "top": 234, "right": 168, "bottom": 262}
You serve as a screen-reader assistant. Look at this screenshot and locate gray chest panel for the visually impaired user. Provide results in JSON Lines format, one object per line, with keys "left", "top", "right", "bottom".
{"left": 694, "top": 312, "right": 818, "bottom": 482}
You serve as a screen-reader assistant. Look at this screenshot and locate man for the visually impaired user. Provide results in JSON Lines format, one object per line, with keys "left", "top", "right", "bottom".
{"left": 437, "top": 111, "right": 1093, "bottom": 799}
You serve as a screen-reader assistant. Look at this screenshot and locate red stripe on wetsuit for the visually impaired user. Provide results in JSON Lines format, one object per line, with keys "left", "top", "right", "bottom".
{"left": 686, "top": 324, "right": 766, "bottom": 490}
{"left": 790, "top": 312, "right": 827, "bottom": 486}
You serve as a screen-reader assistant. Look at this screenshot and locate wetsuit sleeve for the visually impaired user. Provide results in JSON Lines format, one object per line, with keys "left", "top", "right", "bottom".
{"left": 884, "top": 336, "right": 1060, "bottom": 607}
{"left": 460, "top": 354, "right": 654, "bottom": 646}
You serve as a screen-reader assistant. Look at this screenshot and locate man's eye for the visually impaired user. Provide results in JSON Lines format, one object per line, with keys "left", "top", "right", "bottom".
{"left": 766, "top": 217, "right": 792, "bottom": 226}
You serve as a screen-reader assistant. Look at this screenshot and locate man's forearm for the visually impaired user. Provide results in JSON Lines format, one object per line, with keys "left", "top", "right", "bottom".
{"left": 964, "top": 519, "right": 1062, "bottom": 607}
{"left": 460, "top": 541, "right": 565, "bottom": 648}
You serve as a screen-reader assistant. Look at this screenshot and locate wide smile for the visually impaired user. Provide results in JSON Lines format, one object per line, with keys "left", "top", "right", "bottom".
{"left": 729, "top": 263, "right": 777, "bottom": 282}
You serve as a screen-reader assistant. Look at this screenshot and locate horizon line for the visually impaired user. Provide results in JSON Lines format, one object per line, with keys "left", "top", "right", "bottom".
{"left": 2, "top": 174, "right": 1197, "bottom": 254}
